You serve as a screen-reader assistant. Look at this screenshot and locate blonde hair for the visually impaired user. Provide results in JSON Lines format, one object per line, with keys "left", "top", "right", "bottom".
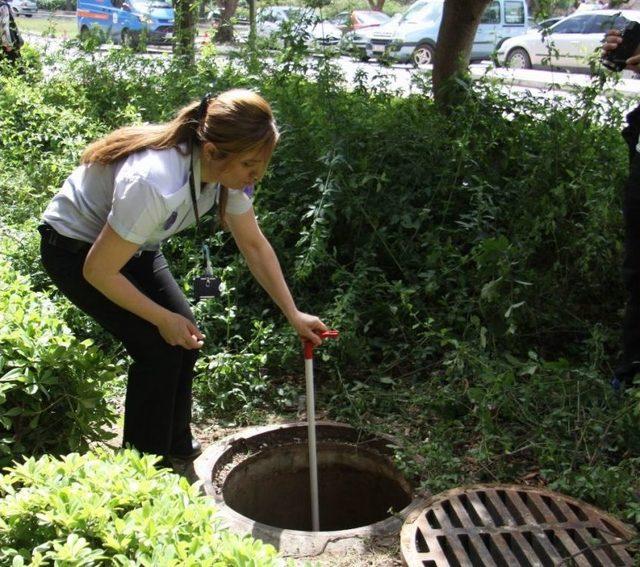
{"left": 81, "top": 89, "right": 279, "bottom": 224}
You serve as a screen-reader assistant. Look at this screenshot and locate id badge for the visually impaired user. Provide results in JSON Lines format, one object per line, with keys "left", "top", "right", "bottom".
{"left": 194, "top": 275, "right": 221, "bottom": 302}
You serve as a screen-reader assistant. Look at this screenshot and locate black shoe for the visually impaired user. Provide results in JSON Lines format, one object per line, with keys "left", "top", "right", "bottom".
{"left": 170, "top": 459, "right": 201, "bottom": 485}
{"left": 611, "top": 362, "right": 640, "bottom": 393}
{"left": 155, "top": 456, "right": 174, "bottom": 470}
{"left": 611, "top": 369, "right": 636, "bottom": 392}
{"left": 611, "top": 376, "right": 626, "bottom": 394}
{"left": 169, "top": 438, "right": 202, "bottom": 461}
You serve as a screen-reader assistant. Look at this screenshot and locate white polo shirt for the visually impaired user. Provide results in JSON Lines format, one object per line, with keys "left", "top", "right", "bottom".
{"left": 42, "top": 145, "right": 253, "bottom": 251}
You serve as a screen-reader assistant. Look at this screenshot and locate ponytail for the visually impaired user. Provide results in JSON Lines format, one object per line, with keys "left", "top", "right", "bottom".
{"left": 81, "top": 102, "right": 201, "bottom": 164}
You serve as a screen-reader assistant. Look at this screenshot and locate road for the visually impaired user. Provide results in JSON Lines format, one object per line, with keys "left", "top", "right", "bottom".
{"left": 21, "top": 10, "right": 640, "bottom": 106}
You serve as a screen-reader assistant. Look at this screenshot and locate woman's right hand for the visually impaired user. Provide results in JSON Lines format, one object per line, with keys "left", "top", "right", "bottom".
{"left": 84, "top": 225, "right": 206, "bottom": 350}
{"left": 603, "top": 29, "right": 640, "bottom": 73}
{"left": 157, "top": 311, "right": 205, "bottom": 349}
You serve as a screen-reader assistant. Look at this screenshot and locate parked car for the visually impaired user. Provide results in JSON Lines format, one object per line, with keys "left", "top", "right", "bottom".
{"left": 205, "top": 6, "right": 248, "bottom": 25}
{"left": 497, "top": 9, "right": 639, "bottom": 70}
{"left": 330, "top": 9, "right": 390, "bottom": 33}
{"left": 574, "top": 2, "right": 602, "bottom": 13}
{"left": 7, "top": 0, "right": 36, "bottom": 17}
{"left": 256, "top": 5, "right": 341, "bottom": 47}
{"left": 367, "top": 0, "right": 528, "bottom": 66}
{"left": 77, "top": 0, "right": 174, "bottom": 46}
{"left": 337, "top": 10, "right": 393, "bottom": 60}
{"left": 339, "top": 27, "right": 377, "bottom": 61}
{"left": 531, "top": 16, "right": 564, "bottom": 32}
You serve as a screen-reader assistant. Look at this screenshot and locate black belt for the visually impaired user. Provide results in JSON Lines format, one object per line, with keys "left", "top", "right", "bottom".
{"left": 38, "top": 223, "right": 92, "bottom": 254}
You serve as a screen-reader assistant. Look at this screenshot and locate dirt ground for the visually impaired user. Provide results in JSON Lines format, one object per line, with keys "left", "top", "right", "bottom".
{"left": 298, "top": 547, "right": 403, "bottom": 566}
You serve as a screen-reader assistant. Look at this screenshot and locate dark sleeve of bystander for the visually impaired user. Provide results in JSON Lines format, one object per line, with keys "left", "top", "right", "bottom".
{"left": 623, "top": 104, "right": 640, "bottom": 166}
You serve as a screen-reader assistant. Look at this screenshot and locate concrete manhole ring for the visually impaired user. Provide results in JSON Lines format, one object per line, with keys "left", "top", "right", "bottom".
{"left": 400, "top": 483, "right": 637, "bottom": 566}
{"left": 194, "top": 421, "right": 428, "bottom": 557}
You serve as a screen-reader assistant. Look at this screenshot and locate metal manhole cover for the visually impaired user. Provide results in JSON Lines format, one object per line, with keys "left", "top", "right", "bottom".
{"left": 400, "top": 484, "right": 637, "bottom": 566}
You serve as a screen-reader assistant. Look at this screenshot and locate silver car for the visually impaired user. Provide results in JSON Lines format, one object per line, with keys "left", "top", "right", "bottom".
{"left": 339, "top": 11, "right": 395, "bottom": 61}
{"left": 256, "top": 6, "right": 341, "bottom": 47}
{"left": 8, "top": 0, "right": 37, "bottom": 17}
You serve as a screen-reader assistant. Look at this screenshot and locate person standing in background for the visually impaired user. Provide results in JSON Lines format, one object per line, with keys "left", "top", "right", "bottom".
{"left": 603, "top": 30, "right": 640, "bottom": 390}
{"left": 0, "top": 0, "right": 23, "bottom": 65}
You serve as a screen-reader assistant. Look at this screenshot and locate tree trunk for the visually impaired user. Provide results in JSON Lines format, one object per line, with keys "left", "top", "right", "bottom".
{"left": 366, "top": 0, "right": 386, "bottom": 10}
{"left": 173, "top": 0, "right": 197, "bottom": 64}
{"left": 215, "top": 0, "right": 239, "bottom": 42}
{"left": 248, "top": 0, "right": 256, "bottom": 45}
{"left": 432, "top": 0, "right": 490, "bottom": 109}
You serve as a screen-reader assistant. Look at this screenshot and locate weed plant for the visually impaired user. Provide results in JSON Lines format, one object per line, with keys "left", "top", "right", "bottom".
{"left": 0, "top": 449, "right": 279, "bottom": 565}
{"left": 0, "top": 257, "right": 120, "bottom": 467}
{"left": 0, "top": 37, "right": 638, "bottom": 534}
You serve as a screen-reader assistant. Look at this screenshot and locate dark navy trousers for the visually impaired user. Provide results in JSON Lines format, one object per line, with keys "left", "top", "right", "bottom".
{"left": 39, "top": 226, "right": 197, "bottom": 459}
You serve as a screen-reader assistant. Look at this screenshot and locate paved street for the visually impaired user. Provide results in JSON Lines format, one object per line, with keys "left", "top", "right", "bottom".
{"left": 18, "top": 10, "right": 640, "bottom": 107}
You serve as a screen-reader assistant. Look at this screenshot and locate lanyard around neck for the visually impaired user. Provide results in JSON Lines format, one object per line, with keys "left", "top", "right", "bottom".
{"left": 189, "top": 148, "right": 199, "bottom": 229}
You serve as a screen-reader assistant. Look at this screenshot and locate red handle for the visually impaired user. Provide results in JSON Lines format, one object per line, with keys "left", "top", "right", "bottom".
{"left": 304, "top": 330, "right": 339, "bottom": 359}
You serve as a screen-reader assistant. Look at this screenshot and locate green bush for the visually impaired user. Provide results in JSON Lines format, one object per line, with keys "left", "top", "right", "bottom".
{"left": 0, "top": 73, "right": 101, "bottom": 226}
{"left": 0, "top": 449, "right": 279, "bottom": 565}
{"left": 192, "top": 69, "right": 628, "bottom": 388}
{"left": 36, "top": 0, "right": 69, "bottom": 11}
{"left": 0, "top": 257, "right": 118, "bottom": 467}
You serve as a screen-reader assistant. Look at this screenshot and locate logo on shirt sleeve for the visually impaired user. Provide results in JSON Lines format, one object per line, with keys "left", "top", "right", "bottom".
{"left": 163, "top": 211, "right": 178, "bottom": 230}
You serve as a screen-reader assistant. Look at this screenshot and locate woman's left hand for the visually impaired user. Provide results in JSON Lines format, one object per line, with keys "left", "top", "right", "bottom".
{"left": 288, "top": 310, "right": 328, "bottom": 346}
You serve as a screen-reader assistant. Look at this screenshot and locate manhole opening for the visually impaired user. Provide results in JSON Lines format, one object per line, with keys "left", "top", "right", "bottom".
{"left": 221, "top": 441, "right": 412, "bottom": 531}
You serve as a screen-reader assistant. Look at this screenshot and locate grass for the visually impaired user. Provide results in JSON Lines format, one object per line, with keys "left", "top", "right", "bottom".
{"left": 17, "top": 15, "right": 77, "bottom": 37}
{"left": 18, "top": 16, "right": 215, "bottom": 46}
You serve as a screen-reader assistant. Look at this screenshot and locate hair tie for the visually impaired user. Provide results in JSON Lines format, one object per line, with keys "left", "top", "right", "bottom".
{"left": 198, "top": 93, "right": 212, "bottom": 121}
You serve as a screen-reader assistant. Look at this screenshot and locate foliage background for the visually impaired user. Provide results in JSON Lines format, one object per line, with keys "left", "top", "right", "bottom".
{"left": 0, "top": 449, "right": 279, "bottom": 565}
{"left": 0, "top": 34, "right": 638, "bottom": 546}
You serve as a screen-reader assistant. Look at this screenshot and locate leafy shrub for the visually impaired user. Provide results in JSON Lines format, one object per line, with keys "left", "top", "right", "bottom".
{"left": 193, "top": 320, "right": 300, "bottom": 420}
{"left": 0, "top": 449, "right": 279, "bottom": 565}
{"left": 0, "top": 258, "right": 118, "bottom": 467}
{"left": 36, "top": 0, "right": 68, "bottom": 10}
{"left": 251, "top": 75, "right": 628, "bottom": 370}
{"left": 0, "top": 74, "right": 101, "bottom": 226}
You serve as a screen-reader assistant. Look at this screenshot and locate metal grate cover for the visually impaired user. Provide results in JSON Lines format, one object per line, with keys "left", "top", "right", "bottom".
{"left": 400, "top": 484, "right": 637, "bottom": 566}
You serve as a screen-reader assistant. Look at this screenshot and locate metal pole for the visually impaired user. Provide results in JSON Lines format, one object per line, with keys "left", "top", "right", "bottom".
{"left": 305, "top": 355, "right": 320, "bottom": 531}
{"left": 302, "top": 330, "right": 338, "bottom": 532}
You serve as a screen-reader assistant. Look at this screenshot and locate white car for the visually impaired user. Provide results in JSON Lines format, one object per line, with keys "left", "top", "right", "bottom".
{"left": 256, "top": 6, "right": 341, "bottom": 47}
{"left": 8, "top": 0, "right": 37, "bottom": 17}
{"left": 497, "top": 9, "right": 640, "bottom": 70}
